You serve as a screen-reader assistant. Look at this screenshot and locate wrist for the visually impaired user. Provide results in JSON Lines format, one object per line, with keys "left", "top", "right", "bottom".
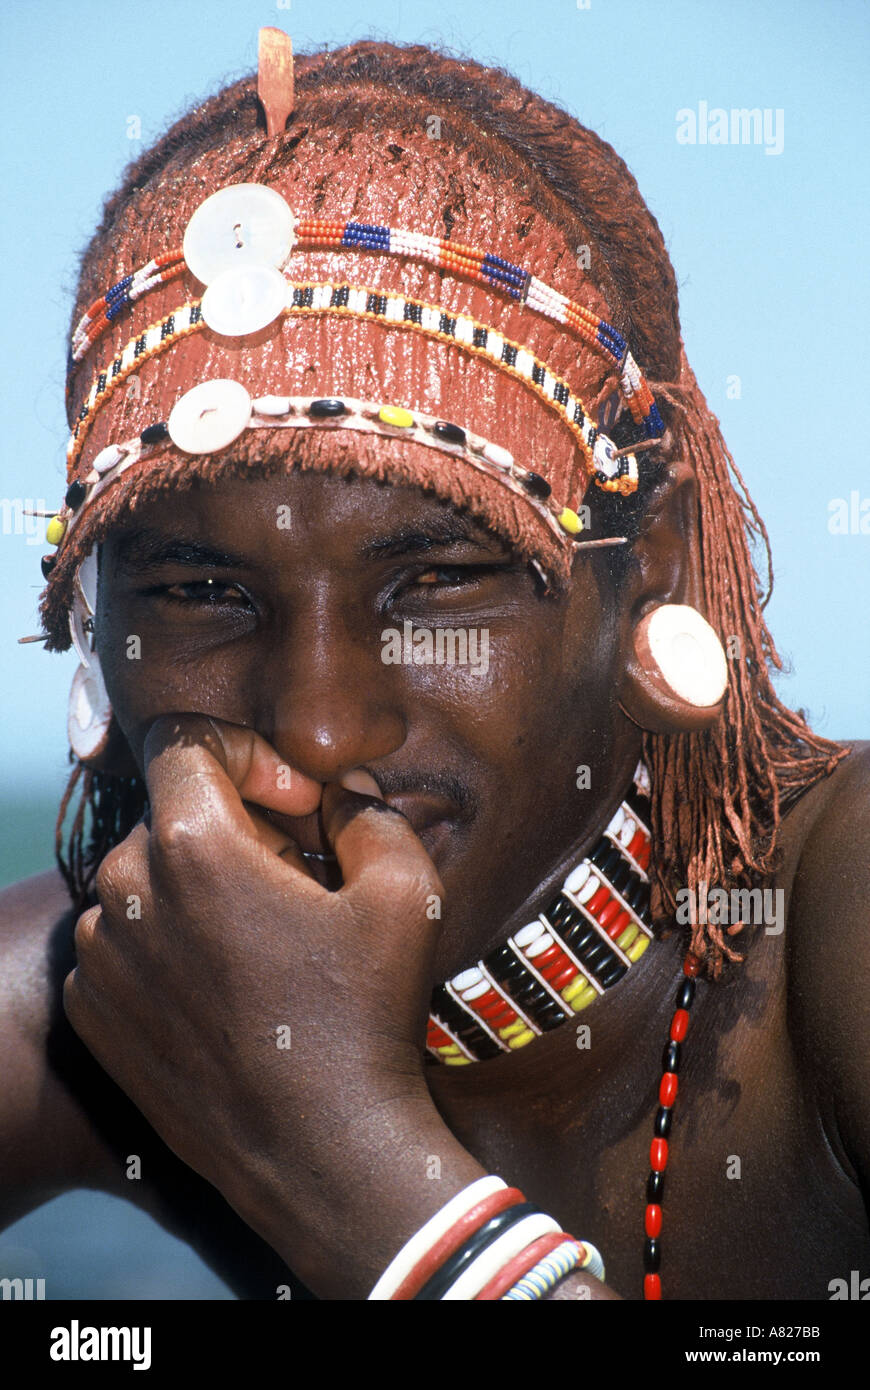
{"left": 227, "top": 1088, "right": 487, "bottom": 1299}
{"left": 368, "top": 1172, "right": 608, "bottom": 1302}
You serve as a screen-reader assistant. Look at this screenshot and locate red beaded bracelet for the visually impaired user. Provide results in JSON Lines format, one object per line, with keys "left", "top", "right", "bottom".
{"left": 390, "top": 1185, "right": 526, "bottom": 1300}
{"left": 474, "top": 1231, "right": 575, "bottom": 1301}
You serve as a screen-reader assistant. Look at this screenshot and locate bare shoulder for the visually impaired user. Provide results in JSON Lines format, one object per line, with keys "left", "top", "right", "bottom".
{"left": 0, "top": 868, "right": 124, "bottom": 1223}
{"left": 785, "top": 740, "right": 870, "bottom": 1190}
{"left": 0, "top": 868, "right": 75, "bottom": 1051}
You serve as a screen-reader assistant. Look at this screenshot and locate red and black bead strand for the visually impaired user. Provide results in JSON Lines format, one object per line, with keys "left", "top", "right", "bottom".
{"left": 642, "top": 949, "right": 701, "bottom": 1300}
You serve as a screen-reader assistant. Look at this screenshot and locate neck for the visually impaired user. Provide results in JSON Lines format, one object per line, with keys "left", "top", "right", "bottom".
{"left": 427, "top": 760, "right": 656, "bottom": 1066}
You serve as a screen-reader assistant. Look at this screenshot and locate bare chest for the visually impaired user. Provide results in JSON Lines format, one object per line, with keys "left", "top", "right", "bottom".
{"left": 424, "top": 932, "right": 867, "bottom": 1301}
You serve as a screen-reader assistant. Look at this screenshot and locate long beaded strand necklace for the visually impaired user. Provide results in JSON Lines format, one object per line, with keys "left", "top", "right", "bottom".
{"left": 642, "top": 948, "right": 701, "bottom": 1299}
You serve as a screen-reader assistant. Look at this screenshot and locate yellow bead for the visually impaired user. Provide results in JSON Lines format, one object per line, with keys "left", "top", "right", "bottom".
{"left": 378, "top": 404, "right": 415, "bottom": 429}
{"left": 507, "top": 1027, "right": 536, "bottom": 1049}
{"left": 560, "top": 976, "right": 588, "bottom": 1003}
{"left": 557, "top": 506, "right": 583, "bottom": 534}
{"left": 616, "top": 924, "right": 640, "bottom": 951}
{"left": 443, "top": 1054, "right": 473, "bottom": 1066}
{"left": 437, "top": 1043, "right": 462, "bottom": 1056}
{"left": 498, "top": 1020, "right": 526, "bottom": 1039}
{"left": 569, "top": 984, "right": 597, "bottom": 1012}
{"left": 628, "top": 933, "right": 651, "bottom": 962}
{"left": 46, "top": 515, "right": 67, "bottom": 546}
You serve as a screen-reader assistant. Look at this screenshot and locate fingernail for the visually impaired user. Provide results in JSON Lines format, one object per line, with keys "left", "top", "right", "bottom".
{"left": 339, "top": 769, "right": 384, "bottom": 799}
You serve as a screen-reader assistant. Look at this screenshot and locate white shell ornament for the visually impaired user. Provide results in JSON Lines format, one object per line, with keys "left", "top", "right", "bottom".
{"left": 167, "top": 380, "right": 253, "bottom": 455}
{"left": 69, "top": 600, "right": 94, "bottom": 669}
{"left": 252, "top": 395, "right": 293, "bottom": 417}
{"left": 93, "top": 443, "right": 126, "bottom": 475}
{"left": 68, "top": 660, "right": 113, "bottom": 762}
{"left": 201, "top": 263, "right": 288, "bottom": 337}
{"left": 76, "top": 549, "right": 99, "bottom": 617}
{"left": 183, "top": 184, "right": 296, "bottom": 285}
{"left": 645, "top": 604, "right": 728, "bottom": 707}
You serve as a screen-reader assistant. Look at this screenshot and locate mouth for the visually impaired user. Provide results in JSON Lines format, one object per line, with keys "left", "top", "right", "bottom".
{"left": 259, "top": 790, "right": 460, "bottom": 873}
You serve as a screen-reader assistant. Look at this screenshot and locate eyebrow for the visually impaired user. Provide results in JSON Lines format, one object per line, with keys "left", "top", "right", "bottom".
{"left": 112, "top": 530, "right": 250, "bottom": 573}
{"left": 110, "top": 515, "right": 509, "bottom": 573}
{"left": 360, "top": 518, "right": 507, "bottom": 560}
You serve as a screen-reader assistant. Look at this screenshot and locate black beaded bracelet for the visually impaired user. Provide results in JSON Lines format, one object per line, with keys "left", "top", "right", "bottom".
{"left": 414, "top": 1201, "right": 541, "bottom": 1300}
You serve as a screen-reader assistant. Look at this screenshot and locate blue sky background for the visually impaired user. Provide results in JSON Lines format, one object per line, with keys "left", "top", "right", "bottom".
{"left": 1, "top": 0, "right": 867, "bottom": 804}
{"left": 0, "top": 0, "right": 867, "bottom": 1305}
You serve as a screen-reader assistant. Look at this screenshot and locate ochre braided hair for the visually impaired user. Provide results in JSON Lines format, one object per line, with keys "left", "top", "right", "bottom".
{"left": 50, "top": 41, "right": 848, "bottom": 974}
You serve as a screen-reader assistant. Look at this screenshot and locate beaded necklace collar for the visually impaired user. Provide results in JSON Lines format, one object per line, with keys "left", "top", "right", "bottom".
{"left": 427, "top": 761, "right": 653, "bottom": 1064}
{"left": 424, "top": 759, "right": 703, "bottom": 1301}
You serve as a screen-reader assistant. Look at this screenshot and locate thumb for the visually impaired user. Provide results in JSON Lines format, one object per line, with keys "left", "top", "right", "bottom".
{"left": 144, "top": 714, "right": 323, "bottom": 844}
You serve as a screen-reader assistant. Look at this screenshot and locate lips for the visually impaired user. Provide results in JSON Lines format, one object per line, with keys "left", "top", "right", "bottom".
{"left": 258, "top": 791, "right": 459, "bottom": 865}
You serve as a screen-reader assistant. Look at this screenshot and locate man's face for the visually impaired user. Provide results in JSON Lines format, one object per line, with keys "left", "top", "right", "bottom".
{"left": 96, "top": 466, "right": 641, "bottom": 979}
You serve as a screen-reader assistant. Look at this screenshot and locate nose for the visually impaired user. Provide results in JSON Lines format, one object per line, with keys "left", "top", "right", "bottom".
{"left": 257, "top": 604, "right": 407, "bottom": 785}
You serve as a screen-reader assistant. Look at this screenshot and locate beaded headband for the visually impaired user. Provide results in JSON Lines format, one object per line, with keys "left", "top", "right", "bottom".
{"left": 65, "top": 278, "right": 646, "bottom": 495}
{"left": 44, "top": 44, "right": 670, "bottom": 643}
{"left": 68, "top": 207, "right": 663, "bottom": 443}
{"left": 49, "top": 391, "right": 627, "bottom": 569}
{"left": 47, "top": 195, "right": 665, "bottom": 586}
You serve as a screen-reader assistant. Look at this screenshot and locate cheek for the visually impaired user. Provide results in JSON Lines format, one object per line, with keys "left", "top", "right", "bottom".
{"left": 95, "top": 590, "right": 259, "bottom": 759}
{"left": 408, "top": 580, "right": 621, "bottom": 774}
{"left": 499, "top": 583, "right": 624, "bottom": 800}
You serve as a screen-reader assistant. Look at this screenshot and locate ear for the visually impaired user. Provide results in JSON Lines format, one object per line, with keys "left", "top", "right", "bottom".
{"left": 69, "top": 541, "right": 140, "bottom": 776}
{"left": 616, "top": 458, "right": 727, "bottom": 734}
{"left": 67, "top": 656, "right": 140, "bottom": 776}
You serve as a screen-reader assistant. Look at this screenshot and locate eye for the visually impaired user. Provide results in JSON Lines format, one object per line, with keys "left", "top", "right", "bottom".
{"left": 150, "top": 579, "right": 252, "bottom": 607}
{"left": 409, "top": 565, "right": 493, "bottom": 588}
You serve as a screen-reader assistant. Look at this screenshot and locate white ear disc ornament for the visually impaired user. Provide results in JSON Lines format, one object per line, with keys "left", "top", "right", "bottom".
{"left": 643, "top": 604, "right": 728, "bottom": 708}
{"left": 183, "top": 183, "right": 296, "bottom": 286}
{"left": 201, "top": 262, "right": 288, "bottom": 337}
{"left": 167, "top": 380, "right": 253, "bottom": 455}
{"left": 68, "top": 661, "right": 112, "bottom": 762}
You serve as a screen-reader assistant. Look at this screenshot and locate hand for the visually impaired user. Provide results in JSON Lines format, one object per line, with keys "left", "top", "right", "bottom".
{"left": 63, "top": 713, "right": 466, "bottom": 1295}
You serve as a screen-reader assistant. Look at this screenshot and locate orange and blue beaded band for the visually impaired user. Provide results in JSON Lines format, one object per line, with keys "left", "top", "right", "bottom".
{"left": 68, "top": 213, "right": 664, "bottom": 442}
{"left": 70, "top": 252, "right": 186, "bottom": 365}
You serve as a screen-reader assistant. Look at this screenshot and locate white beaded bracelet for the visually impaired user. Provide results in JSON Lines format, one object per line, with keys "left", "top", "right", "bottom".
{"left": 367, "top": 1176, "right": 507, "bottom": 1301}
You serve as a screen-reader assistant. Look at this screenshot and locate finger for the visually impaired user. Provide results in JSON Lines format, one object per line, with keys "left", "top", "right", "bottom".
{"left": 93, "top": 822, "right": 150, "bottom": 914}
{"left": 143, "top": 714, "right": 323, "bottom": 860}
{"left": 73, "top": 904, "right": 102, "bottom": 960}
{"left": 320, "top": 783, "right": 444, "bottom": 911}
{"left": 244, "top": 804, "right": 313, "bottom": 875}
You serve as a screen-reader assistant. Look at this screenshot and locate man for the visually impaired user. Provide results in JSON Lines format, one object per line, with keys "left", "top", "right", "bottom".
{"left": 1, "top": 34, "right": 867, "bottom": 1301}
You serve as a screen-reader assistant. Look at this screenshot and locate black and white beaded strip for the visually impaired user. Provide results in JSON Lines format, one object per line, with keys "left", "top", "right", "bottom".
{"left": 66, "top": 283, "right": 642, "bottom": 498}
{"left": 47, "top": 394, "right": 630, "bottom": 576}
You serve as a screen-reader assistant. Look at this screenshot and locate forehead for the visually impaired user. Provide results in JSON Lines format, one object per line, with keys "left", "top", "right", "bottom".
{"left": 103, "top": 467, "right": 512, "bottom": 564}
{"left": 70, "top": 123, "right": 620, "bottom": 544}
